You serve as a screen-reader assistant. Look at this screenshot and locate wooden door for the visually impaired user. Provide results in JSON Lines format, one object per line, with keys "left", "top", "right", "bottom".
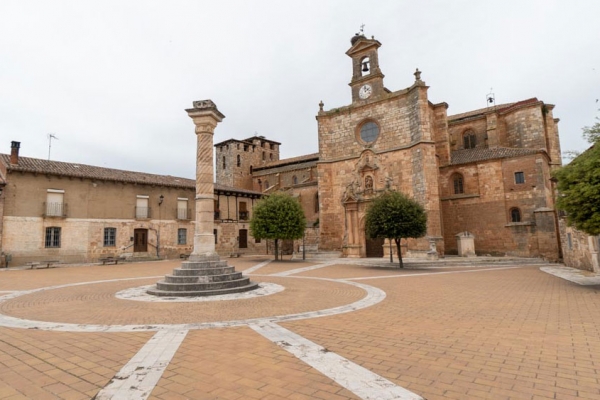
{"left": 365, "top": 237, "right": 384, "bottom": 257}
{"left": 238, "top": 229, "right": 248, "bottom": 249}
{"left": 134, "top": 229, "right": 148, "bottom": 252}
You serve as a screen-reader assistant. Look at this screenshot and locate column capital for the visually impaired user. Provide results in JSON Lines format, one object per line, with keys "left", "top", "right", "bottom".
{"left": 186, "top": 99, "right": 225, "bottom": 133}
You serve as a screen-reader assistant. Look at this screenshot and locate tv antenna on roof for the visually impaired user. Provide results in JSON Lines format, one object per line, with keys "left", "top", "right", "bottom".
{"left": 47, "top": 133, "right": 58, "bottom": 160}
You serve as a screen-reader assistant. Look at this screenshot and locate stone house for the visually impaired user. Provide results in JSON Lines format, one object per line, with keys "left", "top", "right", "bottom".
{"left": 217, "top": 33, "right": 564, "bottom": 260}
{"left": 0, "top": 141, "right": 264, "bottom": 266}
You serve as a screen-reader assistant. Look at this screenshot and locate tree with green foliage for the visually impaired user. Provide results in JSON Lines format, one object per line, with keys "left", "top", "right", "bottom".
{"left": 553, "top": 119, "right": 600, "bottom": 235}
{"left": 250, "top": 192, "right": 306, "bottom": 260}
{"left": 364, "top": 191, "right": 427, "bottom": 268}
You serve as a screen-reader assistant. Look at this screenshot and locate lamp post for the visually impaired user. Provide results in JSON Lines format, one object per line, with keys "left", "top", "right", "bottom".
{"left": 157, "top": 194, "right": 164, "bottom": 258}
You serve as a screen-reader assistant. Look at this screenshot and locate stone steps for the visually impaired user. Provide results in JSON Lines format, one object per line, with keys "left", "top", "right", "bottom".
{"left": 147, "top": 282, "right": 260, "bottom": 297}
{"left": 164, "top": 272, "right": 243, "bottom": 283}
{"left": 147, "top": 259, "right": 259, "bottom": 297}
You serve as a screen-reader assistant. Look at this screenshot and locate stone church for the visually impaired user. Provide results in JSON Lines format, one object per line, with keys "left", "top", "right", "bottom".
{"left": 216, "top": 33, "right": 563, "bottom": 260}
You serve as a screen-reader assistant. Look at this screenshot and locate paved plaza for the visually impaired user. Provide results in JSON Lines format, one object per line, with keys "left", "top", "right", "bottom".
{"left": 0, "top": 257, "right": 599, "bottom": 400}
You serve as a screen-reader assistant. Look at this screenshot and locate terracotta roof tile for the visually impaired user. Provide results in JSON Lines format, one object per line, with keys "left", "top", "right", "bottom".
{"left": 450, "top": 147, "right": 542, "bottom": 165}
{"left": 448, "top": 98, "right": 540, "bottom": 122}
{"left": 256, "top": 153, "right": 319, "bottom": 170}
{"left": 0, "top": 154, "right": 263, "bottom": 196}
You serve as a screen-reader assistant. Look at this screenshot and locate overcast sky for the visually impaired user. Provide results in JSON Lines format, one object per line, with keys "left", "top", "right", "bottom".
{"left": 1, "top": 1, "right": 598, "bottom": 179}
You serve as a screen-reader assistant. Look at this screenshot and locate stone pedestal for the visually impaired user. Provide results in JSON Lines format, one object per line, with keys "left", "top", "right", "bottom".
{"left": 456, "top": 231, "right": 476, "bottom": 257}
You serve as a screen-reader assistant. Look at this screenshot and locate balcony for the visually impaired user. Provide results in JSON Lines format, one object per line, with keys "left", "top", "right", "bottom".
{"left": 239, "top": 211, "right": 249, "bottom": 221}
{"left": 177, "top": 208, "right": 191, "bottom": 220}
{"left": 214, "top": 210, "right": 220, "bottom": 220}
{"left": 135, "top": 206, "right": 152, "bottom": 219}
{"left": 44, "top": 202, "right": 67, "bottom": 217}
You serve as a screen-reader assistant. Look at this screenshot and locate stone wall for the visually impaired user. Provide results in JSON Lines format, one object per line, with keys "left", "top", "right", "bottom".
{"left": 559, "top": 219, "right": 600, "bottom": 272}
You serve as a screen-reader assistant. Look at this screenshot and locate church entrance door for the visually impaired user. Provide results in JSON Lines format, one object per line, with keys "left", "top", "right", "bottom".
{"left": 365, "top": 237, "right": 384, "bottom": 258}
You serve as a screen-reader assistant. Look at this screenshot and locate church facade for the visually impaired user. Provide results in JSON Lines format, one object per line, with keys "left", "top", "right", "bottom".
{"left": 217, "top": 34, "right": 563, "bottom": 260}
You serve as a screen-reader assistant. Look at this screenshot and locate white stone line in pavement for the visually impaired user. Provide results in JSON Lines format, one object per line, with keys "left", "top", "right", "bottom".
{"left": 346, "top": 266, "right": 524, "bottom": 280}
{"left": 540, "top": 266, "right": 600, "bottom": 285}
{"left": 243, "top": 259, "right": 272, "bottom": 274}
{"left": 0, "top": 277, "right": 385, "bottom": 332}
{"left": 268, "top": 261, "right": 337, "bottom": 277}
{"left": 116, "top": 282, "right": 285, "bottom": 302}
{"left": 250, "top": 322, "right": 423, "bottom": 400}
{"left": 95, "top": 329, "right": 188, "bottom": 400}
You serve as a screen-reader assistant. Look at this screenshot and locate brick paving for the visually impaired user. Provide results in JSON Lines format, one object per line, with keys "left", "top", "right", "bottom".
{"left": 0, "top": 259, "right": 598, "bottom": 399}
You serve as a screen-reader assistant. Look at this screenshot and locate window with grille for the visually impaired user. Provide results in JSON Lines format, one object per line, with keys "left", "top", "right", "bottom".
{"left": 136, "top": 196, "right": 149, "bottom": 218}
{"left": 463, "top": 131, "right": 476, "bottom": 149}
{"left": 453, "top": 174, "right": 464, "bottom": 194}
{"left": 104, "top": 227, "right": 116, "bottom": 247}
{"left": 515, "top": 172, "right": 525, "bottom": 184}
{"left": 45, "top": 227, "right": 61, "bottom": 248}
{"left": 178, "top": 228, "right": 187, "bottom": 245}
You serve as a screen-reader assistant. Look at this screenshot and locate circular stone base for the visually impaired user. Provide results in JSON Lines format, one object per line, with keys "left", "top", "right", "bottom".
{"left": 119, "top": 282, "right": 284, "bottom": 302}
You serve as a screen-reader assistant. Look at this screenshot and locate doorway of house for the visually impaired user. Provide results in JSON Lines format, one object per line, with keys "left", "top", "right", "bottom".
{"left": 134, "top": 229, "right": 148, "bottom": 252}
{"left": 238, "top": 229, "right": 248, "bottom": 249}
{"left": 365, "top": 237, "right": 384, "bottom": 257}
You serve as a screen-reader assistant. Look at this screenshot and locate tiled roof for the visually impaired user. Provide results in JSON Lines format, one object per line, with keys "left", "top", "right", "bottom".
{"left": 450, "top": 147, "right": 542, "bottom": 165}
{"left": 448, "top": 98, "right": 540, "bottom": 122}
{"left": 0, "top": 154, "right": 263, "bottom": 196}
{"left": 255, "top": 152, "right": 319, "bottom": 171}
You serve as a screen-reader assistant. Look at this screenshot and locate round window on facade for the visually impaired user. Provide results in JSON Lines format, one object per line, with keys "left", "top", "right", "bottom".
{"left": 359, "top": 121, "right": 380, "bottom": 143}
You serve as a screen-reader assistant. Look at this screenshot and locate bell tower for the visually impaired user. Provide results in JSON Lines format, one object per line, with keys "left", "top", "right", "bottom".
{"left": 347, "top": 30, "right": 385, "bottom": 103}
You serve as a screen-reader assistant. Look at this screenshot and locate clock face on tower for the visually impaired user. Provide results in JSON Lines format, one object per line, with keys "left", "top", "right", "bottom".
{"left": 359, "top": 84, "right": 372, "bottom": 99}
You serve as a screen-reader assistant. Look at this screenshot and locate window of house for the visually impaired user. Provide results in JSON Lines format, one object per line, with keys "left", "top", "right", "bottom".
{"left": 292, "top": 175, "right": 298, "bottom": 185}
{"left": 177, "top": 198, "right": 188, "bottom": 220}
{"left": 104, "top": 227, "right": 116, "bottom": 247}
{"left": 515, "top": 172, "right": 525, "bottom": 184}
{"left": 239, "top": 201, "right": 248, "bottom": 220}
{"left": 244, "top": 144, "right": 249, "bottom": 151}
{"left": 270, "top": 143, "right": 275, "bottom": 150}
{"left": 314, "top": 193, "right": 319, "bottom": 213}
{"left": 45, "top": 227, "right": 61, "bottom": 248}
{"left": 262, "top": 151, "right": 265, "bottom": 160}
{"left": 223, "top": 156, "right": 226, "bottom": 169}
{"left": 46, "top": 189, "right": 65, "bottom": 217}
{"left": 237, "top": 154, "right": 241, "bottom": 167}
{"left": 463, "top": 131, "right": 476, "bottom": 149}
{"left": 136, "top": 196, "right": 149, "bottom": 218}
{"left": 178, "top": 228, "right": 187, "bottom": 245}
{"left": 250, "top": 165, "right": 253, "bottom": 174}
{"left": 453, "top": 174, "right": 464, "bottom": 194}
{"left": 510, "top": 208, "right": 521, "bottom": 223}
{"left": 359, "top": 121, "right": 379, "bottom": 143}
{"left": 255, "top": 237, "right": 261, "bottom": 243}
{"left": 214, "top": 229, "right": 218, "bottom": 244}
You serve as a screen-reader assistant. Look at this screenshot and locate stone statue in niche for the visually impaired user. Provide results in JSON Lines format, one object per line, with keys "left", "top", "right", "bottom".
{"left": 365, "top": 176, "right": 373, "bottom": 193}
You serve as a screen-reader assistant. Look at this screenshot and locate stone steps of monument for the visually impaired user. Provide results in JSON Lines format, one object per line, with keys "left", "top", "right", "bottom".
{"left": 147, "top": 281, "right": 260, "bottom": 297}
{"left": 181, "top": 260, "right": 228, "bottom": 270}
{"left": 172, "top": 266, "right": 236, "bottom": 276}
{"left": 164, "top": 272, "right": 243, "bottom": 284}
{"left": 155, "top": 277, "right": 253, "bottom": 292}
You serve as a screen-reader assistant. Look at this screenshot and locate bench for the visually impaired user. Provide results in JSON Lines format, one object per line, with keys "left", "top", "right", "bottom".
{"left": 179, "top": 254, "right": 190, "bottom": 260}
{"left": 27, "top": 260, "right": 60, "bottom": 269}
{"left": 99, "top": 257, "right": 120, "bottom": 265}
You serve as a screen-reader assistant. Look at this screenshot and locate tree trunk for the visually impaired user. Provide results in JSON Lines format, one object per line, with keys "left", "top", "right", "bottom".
{"left": 274, "top": 239, "right": 279, "bottom": 261}
{"left": 395, "top": 238, "right": 404, "bottom": 268}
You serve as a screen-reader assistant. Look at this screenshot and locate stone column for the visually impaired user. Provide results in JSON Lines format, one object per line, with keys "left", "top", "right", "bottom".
{"left": 186, "top": 100, "right": 225, "bottom": 261}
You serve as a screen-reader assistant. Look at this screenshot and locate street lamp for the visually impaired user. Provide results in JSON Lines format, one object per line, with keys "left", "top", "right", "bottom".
{"left": 157, "top": 195, "right": 164, "bottom": 258}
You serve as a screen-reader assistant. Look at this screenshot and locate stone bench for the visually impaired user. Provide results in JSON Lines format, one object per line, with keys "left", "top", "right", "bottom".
{"left": 99, "top": 257, "right": 120, "bottom": 265}
{"left": 27, "top": 260, "right": 60, "bottom": 269}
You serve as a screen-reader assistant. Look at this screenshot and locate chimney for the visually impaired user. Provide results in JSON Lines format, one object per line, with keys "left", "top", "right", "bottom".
{"left": 10, "top": 141, "right": 20, "bottom": 165}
